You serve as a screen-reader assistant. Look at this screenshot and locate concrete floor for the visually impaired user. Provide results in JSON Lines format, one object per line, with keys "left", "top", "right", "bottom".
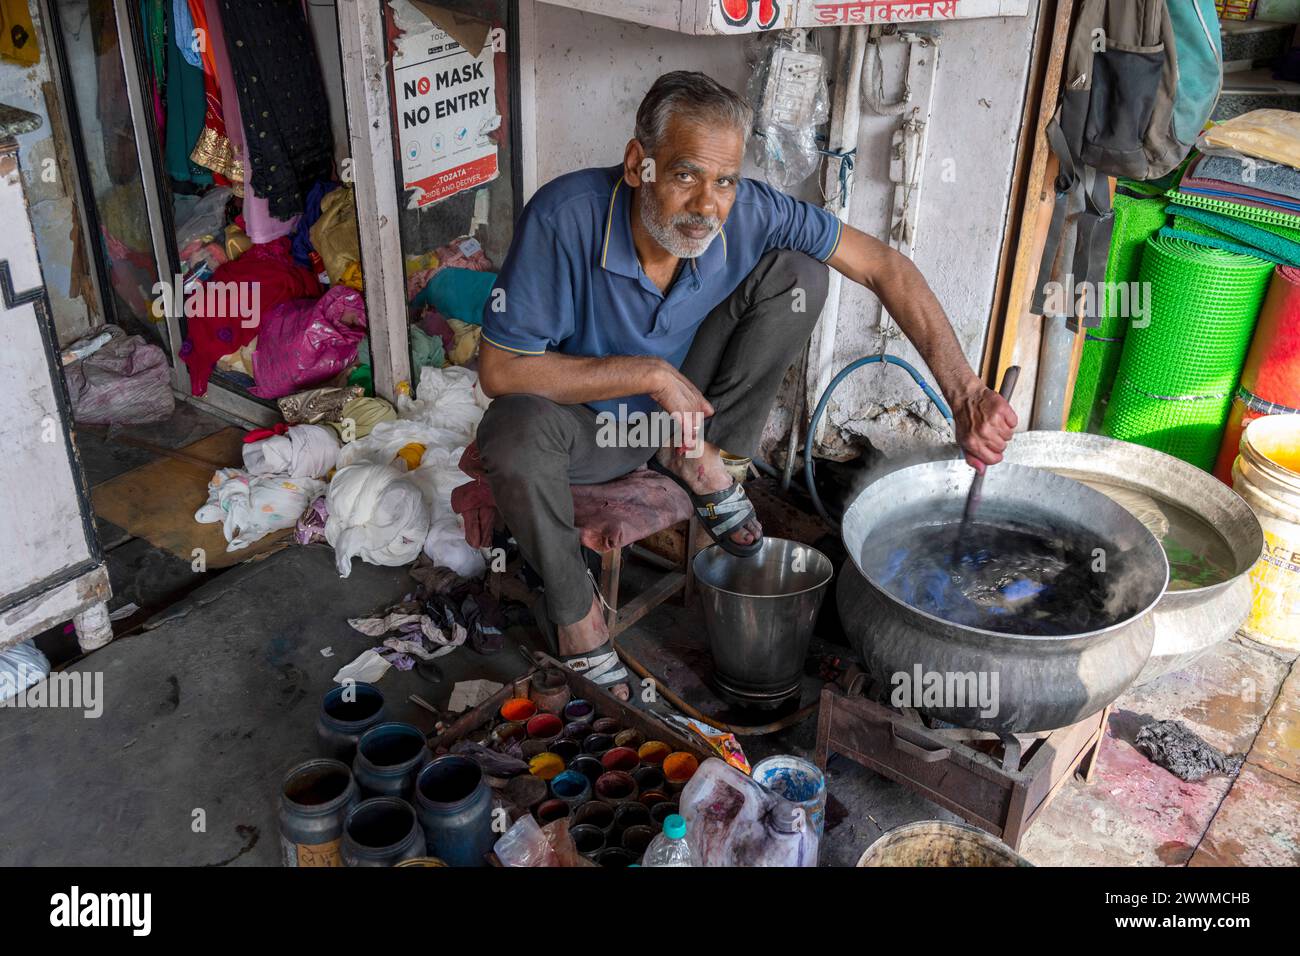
{"left": 4, "top": 529, "right": 1296, "bottom": 865}
{"left": 3, "top": 405, "right": 1297, "bottom": 866}
{"left": 0, "top": 545, "right": 531, "bottom": 865}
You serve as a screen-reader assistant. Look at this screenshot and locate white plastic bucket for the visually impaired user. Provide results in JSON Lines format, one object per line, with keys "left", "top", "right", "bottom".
{"left": 1232, "top": 414, "right": 1300, "bottom": 651}
{"left": 751, "top": 754, "right": 826, "bottom": 839}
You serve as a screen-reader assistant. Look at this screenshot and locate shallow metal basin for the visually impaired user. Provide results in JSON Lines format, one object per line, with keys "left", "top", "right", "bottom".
{"left": 1002, "top": 431, "right": 1264, "bottom": 684}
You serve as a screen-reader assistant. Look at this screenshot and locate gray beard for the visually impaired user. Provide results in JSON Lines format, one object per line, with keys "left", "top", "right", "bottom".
{"left": 639, "top": 186, "right": 720, "bottom": 259}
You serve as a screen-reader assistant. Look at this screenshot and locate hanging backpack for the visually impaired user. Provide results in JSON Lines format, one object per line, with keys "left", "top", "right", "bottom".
{"left": 1031, "top": 0, "right": 1223, "bottom": 325}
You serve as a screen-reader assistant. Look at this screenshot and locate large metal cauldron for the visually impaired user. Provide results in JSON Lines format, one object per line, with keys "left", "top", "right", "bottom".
{"left": 838, "top": 460, "right": 1168, "bottom": 734}
{"left": 1002, "top": 432, "right": 1264, "bottom": 684}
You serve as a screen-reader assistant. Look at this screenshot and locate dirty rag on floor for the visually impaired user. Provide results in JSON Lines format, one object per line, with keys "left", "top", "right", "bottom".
{"left": 1134, "top": 719, "right": 1246, "bottom": 782}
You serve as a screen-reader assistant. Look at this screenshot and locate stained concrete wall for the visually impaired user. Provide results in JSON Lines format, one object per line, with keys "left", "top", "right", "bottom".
{"left": 531, "top": 8, "right": 821, "bottom": 200}
{"left": 0, "top": 0, "right": 94, "bottom": 347}
{"left": 528, "top": 3, "right": 1039, "bottom": 459}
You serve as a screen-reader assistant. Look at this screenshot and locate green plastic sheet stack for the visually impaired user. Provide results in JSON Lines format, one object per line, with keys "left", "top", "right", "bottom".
{"left": 1101, "top": 235, "right": 1275, "bottom": 470}
{"left": 1066, "top": 191, "right": 1169, "bottom": 432}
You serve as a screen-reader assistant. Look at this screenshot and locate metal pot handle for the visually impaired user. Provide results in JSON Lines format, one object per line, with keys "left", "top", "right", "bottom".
{"left": 891, "top": 722, "right": 951, "bottom": 762}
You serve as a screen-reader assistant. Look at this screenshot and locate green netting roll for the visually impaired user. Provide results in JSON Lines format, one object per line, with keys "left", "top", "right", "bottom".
{"left": 1167, "top": 205, "right": 1300, "bottom": 264}
{"left": 1161, "top": 225, "right": 1290, "bottom": 266}
{"left": 1066, "top": 192, "right": 1169, "bottom": 432}
{"left": 1101, "top": 235, "right": 1275, "bottom": 470}
{"left": 1167, "top": 190, "right": 1300, "bottom": 236}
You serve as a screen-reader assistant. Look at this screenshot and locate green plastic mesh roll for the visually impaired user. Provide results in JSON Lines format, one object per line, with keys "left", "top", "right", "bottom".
{"left": 1162, "top": 224, "right": 1289, "bottom": 266}
{"left": 1167, "top": 190, "right": 1300, "bottom": 235}
{"left": 1101, "top": 235, "right": 1275, "bottom": 470}
{"left": 1167, "top": 205, "right": 1300, "bottom": 264}
{"left": 1066, "top": 192, "right": 1169, "bottom": 432}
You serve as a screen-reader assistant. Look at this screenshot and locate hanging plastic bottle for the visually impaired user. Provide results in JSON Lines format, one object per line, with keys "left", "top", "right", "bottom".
{"left": 642, "top": 814, "right": 695, "bottom": 867}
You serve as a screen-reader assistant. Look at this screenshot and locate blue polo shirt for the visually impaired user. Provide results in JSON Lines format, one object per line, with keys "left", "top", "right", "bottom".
{"left": 481, "top": 165, "right": 843, "bottom": 416}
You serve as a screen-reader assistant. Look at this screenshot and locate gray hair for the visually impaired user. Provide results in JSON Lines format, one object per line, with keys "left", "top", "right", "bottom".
{"left": 635, "top": 71, "right": 753, "bottom": 153}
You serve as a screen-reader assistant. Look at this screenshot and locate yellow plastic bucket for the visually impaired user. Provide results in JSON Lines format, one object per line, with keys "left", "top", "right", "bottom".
{"left": 1232, "top": 414, "right": 1300, "bottom": 651}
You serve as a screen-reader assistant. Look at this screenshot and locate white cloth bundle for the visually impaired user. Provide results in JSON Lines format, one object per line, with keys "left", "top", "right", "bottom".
{"left": 195, "top": 468, "right": 326, "bottom": 551}
{"left": 325, "top": 463, "right": 430, "bottom": 577}
{"left": 333, "top": 365, "right": 489, "bottom": 577}
{"left": 243, "top": 424, "right": 340, "bottom": 479}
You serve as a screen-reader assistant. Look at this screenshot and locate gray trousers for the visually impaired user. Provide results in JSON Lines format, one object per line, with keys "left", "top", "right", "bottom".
{"left": 477, "top": 249, "right": 830, "bottom": 625}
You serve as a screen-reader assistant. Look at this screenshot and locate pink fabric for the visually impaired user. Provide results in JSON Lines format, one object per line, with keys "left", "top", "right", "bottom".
{"left": 417, "top": 308, "right": 456, "bottom": 351}
{"left": 451, "top": 442, "right": 692, "bottom": 552}
{"left": 407, "top": 267, "right": 438, "bottom": 303}
{"left": 250, "top": 285, "right": 367, "bottom": 399}
{"left": 181, "top": 237, "right": 321, "bottom": 396}
{"left": 571, "top": 469, "right": 694, "bottom": 552}
{"left": 434, "top": 237, "right": 493, "bottom": 273}
{"left": 205, "top": 0, "right": 298, "bottom": 243}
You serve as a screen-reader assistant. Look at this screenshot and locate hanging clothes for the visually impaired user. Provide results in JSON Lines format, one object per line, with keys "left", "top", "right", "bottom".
{"left": 163, "top": 0, "right": 211, "bottom": 185}
{"left": 217, "top": 0, "right": 334, "bottom": 221}
{"left": 205, "top": 0, "right": 296, "bottom": 239}
{"left": 187, "top": 0, "right": 239, "bottom": 185}
{"left": 141, "top": 0, "right": 167, "bottom": 136}
{"left": 173, "top": 0, "right": 201, "bottom": 67}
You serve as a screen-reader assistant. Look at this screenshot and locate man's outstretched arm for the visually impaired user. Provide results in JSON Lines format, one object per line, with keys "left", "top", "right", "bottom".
{"left": 826, "top": 224, "right": 1018, "bottom": 468}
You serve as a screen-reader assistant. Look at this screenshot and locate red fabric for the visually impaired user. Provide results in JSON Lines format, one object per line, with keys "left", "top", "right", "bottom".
{"left": 451, "top": 443, "right": 496, "bottom": 549}
{"left": 181, "top": 237, "right": 321, "bottom": 396}
{"left": 451, "top": 442, "right": 693, "bottom": 552}
{"left": 1217, "top": 265, "right": 1300, "bottom": 482}
{"left": 244, "top": 423, "right": 290, "bottom": 444}
{"left": 1243, "top": 266, "right": 1300, "bottom": 410}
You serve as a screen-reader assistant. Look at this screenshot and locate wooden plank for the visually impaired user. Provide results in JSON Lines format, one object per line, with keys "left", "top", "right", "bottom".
{"left": 0, "top": 564, "right": 109, "bottom": 650}
{"left": 984, "top": 0, "right": 1075, "bottom": 388}
{"left": 338, "top": 0, "right": 411, "bottom": 403}
{"left": 821, "top": 687, "right": 1104, "bottom": 847}
{"left": 609, "top": 570, "right": 685, "bottom": 637}
{"left": 824, "top": 697, "right": 1015, "bottom": 820}
{"left": 430, "top": 661, "right": 713, "bottom": 766}
{"left": 599, "top": 549, "right": 621, "bottom": 632}
{"left": 815, "top": 686, "right": 835, "bottom": 770}
{"left": 89, "top": 429, "right": 293, "bottom": 569}
{"left": 1054, "top": 176, "right": 1116, "bottom": 427}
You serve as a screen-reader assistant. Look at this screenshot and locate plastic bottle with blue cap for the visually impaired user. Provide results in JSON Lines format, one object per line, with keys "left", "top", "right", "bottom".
{"left": 642, "top": 814, "right": 695, "bottom": 867}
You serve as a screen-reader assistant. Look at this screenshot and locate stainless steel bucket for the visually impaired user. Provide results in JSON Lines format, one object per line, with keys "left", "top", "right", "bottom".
{"left": 693, "top": 538, "right": 833, "bottom": 707}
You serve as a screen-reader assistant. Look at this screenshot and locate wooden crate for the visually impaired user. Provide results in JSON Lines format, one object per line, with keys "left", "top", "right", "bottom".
{"left": 814, "top": 684, "right": 1106, "bottom": 849}
{"left": 430, "top": 660, "right": 711, "bottom": 767}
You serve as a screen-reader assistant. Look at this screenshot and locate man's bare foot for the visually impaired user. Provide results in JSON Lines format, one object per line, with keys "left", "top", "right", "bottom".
{"left": 556, "top": 594, "right": 629, "bottom": 701}
{"left": 654, "top": 443, "right": 762, "bottom": 548}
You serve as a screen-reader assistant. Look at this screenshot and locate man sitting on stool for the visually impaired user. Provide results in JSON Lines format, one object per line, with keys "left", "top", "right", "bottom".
{"left": 476, "top": 71, "right": 1016, "bottom": 700}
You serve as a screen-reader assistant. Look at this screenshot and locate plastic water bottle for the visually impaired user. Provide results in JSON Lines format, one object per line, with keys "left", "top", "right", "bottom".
{"left": 642, "top": 814, "right": 694, "bottom": 867}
